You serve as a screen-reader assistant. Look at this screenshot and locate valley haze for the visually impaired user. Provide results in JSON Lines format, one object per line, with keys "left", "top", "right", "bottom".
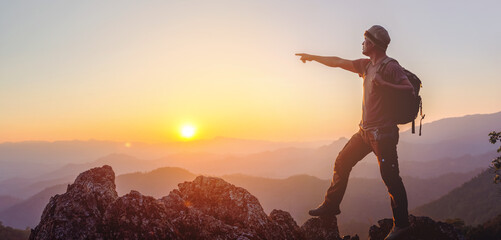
{"left": 1, "top": 112, "right": 500, "bottom": 238}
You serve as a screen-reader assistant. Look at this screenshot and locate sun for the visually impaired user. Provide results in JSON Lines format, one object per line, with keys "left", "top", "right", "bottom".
{"left": 180, "top": 124, "right": 197, "bottom": 139}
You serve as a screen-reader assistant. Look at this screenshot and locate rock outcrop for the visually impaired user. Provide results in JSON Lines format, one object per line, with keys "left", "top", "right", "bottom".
{"left": 368, "top": 215, "right": 465, "bottom": 240}
{"left": 301, "top": 216, "right": 342, "bottom": 240}
{"left": 30, "top": 165, "right": 342, "bottom": 240}
{"left": 30, "top": 165, "right": 117, "bottom": 240}
{"left": 103, "top": 190, "right": 178, "bottom": 239}
{"left": 30, "top": 165, "right": 463, "bottom": 240}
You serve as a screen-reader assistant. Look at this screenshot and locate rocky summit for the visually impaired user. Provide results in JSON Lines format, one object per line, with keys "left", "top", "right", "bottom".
{"left": 30, "top": 165, "right": 464, "bottom": 240}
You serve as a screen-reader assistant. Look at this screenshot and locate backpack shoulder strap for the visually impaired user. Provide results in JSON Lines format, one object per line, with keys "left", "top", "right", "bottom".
{"left": 362, "top": 59, "right": 371, "bottom": 78}
{"left": 377, "top": 57, "right": 398, "bottom": 75}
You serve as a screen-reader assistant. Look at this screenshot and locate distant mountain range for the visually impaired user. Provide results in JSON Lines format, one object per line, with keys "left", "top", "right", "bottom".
{"left": 350, "top": 150, "right": 496, "bottom": 179}
{"left": 401, "top": 112, "right": 501, "bottom": 145}
{"left": 0, "top": 138, "right": 331, "bottom": 181}
{"left": 220, "top": 170, "right": 485, "bottom": 228}
{"left": 398, "top": 111, "right": 501, "bottom": 161}
{"left": 0, "top": 184, "right": 67, "bottom": 229}
{"left": 412, "top": 169, "right": 501, "bottom": 226}
{"left": 0, "top": 195, "right": 21, "bottom": 212}
{"left": 1, "top": 111, "right": 500, "bottom": 233}
{"left": 1, "top": 111, "right": 499, "bottom": 183}
{"left": 1, "top": 148, "right": 494, "bottom": 200}
{"left": 116, "top": 167, "right": 197, "bottom": 197}
{"left": 1, "top": 134, "right": 497, "bottom": 199}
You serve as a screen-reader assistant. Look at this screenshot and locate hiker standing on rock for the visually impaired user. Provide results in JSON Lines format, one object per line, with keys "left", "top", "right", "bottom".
{"left": 296, "top": 25, "right": 415, "bottom": 240}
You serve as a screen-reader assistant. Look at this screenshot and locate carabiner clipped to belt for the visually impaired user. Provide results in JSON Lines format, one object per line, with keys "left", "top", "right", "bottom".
{"left": 371, "top": 128, "right": 379, "bottom": 141}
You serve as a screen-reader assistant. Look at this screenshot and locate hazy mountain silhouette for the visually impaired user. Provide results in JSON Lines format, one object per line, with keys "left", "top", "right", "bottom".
{"left": 350, "top": 150, "right": 495, "bottom": 179}
{"left": 0, "top": 148, "right": 493, "bottom": 201}
{"left": 0, "top": 176, "right": 73, "bottom": 199}
{"left": 401, "top": 111, "right": 501, "bottom": 145}
{"left": 38, "top": 153, "right": 164, "bottom": 182}
{"left": 399, "top": 111, "right": 501, "bottom": 161}
{"left": 0, "top": 138, "right": 330, "bottom": 182}
{"left": 161, "top": 139, "right": 348, "bottom": 179}
{"left": 0, "top": 153, "right": 215, "bottom": 198}
{"left": 116, "top": 167, "right": 197, "bottom": 197}
{"left": 0, "top": 140, "right": 128, "bottom": 181}
{"left": 0, "top": 195, "right": 22, "bottom": 212}
{"left": 0, "top": 138, "right": 347, "bottom": 196}
{"left": 0, "top": 184, "right": 67, "bottom": 229}
{"left": 221, "top": 169, "right": 482, "bottom": 238}
{"left": 412, "top": 169, "right": 501, "bottom": 226}
{"left": 170, "top": 136, "right": 332, "bottom": 155}
{"left": 1, "top": 111, "right": 499, "bottom": 184}
{"left": 42, "top": 134, "right": 494, "bottom": 183}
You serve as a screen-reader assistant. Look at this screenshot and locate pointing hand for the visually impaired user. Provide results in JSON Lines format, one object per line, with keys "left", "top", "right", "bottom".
{"left": 295, "top": 53, "right": 312, "bottom": 63}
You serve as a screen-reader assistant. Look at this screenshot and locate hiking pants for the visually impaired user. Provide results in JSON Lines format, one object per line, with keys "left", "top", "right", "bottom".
{"left": 324, "top": 126, "right": 410, "bottom": 227}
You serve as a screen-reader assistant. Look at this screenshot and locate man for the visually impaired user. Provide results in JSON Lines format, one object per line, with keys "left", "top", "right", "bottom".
{"left": 296, "top": 25, "right": 414, "bottom": 240}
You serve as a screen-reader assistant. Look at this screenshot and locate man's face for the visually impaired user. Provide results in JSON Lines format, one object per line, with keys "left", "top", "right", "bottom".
{"left": 362, "top": 37, "right": 374, "bottom": 56}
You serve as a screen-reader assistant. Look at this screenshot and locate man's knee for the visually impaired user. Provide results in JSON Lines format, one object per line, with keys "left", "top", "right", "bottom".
{"left": 380, "top": 162, "right": 403, "bottom": 187}
{"left": 382, "top": 174, "right": 404, "bottom": 189}
{"left": 333, "top": 155, "right": 353, "bottom": 176}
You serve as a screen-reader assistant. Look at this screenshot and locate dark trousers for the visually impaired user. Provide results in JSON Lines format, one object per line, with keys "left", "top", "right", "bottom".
{"left": 324, "top": 126, "right": 410, "bottom": 227}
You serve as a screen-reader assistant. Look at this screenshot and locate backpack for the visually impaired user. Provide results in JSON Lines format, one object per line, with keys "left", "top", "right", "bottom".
{"left": 377, "top": 58, "right": 425, "bottom": 135}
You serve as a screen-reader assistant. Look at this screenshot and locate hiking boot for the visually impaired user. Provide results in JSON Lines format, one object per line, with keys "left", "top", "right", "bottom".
{"left": 384, "top": 225, "right": 410, "bottom": 240}
{"left": 308, "top": 203, "right": 340, "bottom": 217}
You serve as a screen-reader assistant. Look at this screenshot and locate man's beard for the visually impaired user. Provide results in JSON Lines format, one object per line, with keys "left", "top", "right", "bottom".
{"left": 362, "top": 48, "right": 369, "bottom": 56}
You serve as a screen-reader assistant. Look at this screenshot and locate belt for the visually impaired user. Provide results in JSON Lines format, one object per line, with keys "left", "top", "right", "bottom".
{"left": 360, "top": 125, "right": 397, "bottom": 134}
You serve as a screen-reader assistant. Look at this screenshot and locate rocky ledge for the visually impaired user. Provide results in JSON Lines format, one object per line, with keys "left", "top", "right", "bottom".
{"left": 30, "top": 165, "right": 464, "bottom": 240}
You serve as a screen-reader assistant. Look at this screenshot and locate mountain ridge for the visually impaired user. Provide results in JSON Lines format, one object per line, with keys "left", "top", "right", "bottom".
{"left": 412, "top": 169, "right": 501, "bottom": 225}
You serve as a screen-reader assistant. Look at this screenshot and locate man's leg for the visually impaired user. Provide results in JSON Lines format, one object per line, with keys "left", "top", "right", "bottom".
{"left": 310, "top": 130, "right": 372, "bottom": 216}
{"left": 371, "top": 128, "right": 410, "bottom": 228}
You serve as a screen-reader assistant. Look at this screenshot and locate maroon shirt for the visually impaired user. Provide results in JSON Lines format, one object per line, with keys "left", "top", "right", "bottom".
{"left": 353, "top": 57, "right": 408, "bottom": 130}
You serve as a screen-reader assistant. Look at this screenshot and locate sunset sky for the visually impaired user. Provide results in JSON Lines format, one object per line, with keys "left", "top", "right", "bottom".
{"left": 1, "top": 0, "right": 500, "bottom": 143}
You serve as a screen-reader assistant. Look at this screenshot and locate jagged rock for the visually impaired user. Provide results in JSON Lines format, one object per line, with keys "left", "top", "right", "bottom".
{"left": 368, "top": 215, "right": 465, "bottom": 240}
{"left": 30, "top": 166, "right": 330, "bottom": 240}
{"left": 102, "top": 190, "right": 179, "bottom": 239}
{"left": 269, "top": 209, "right": 304, "bottom": 239}
{"left": 30, "top": 165, "right": 118, "bottom": 240}
{"left": 301, "top": 216, "right": 341, "bottom": 240}
{"left": 162, "top": 176, "right": 306, "bottom": 240}
{"left": 159, "top": 181, "right": 260, "bottom": 239}
{"left": 176, "top": 176, "right": 271, "bottom": 232}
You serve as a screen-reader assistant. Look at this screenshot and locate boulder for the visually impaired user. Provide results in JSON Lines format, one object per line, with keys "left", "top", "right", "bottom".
{"left": 368, "top": 215, "right": 465, "bottom": 240}
{"left": 301, "top": 216, "right": 341, "bottom": 240}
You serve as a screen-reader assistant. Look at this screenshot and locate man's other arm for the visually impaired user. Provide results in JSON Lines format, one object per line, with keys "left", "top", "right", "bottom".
{"left": 295, "top": 53, "right": 358, "bottom": 74}
{"left": 372, "top": 63, "right": 415, "bottom": 94}
{"left": 374, "top": 76, "right": 414, "bottom": 93}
